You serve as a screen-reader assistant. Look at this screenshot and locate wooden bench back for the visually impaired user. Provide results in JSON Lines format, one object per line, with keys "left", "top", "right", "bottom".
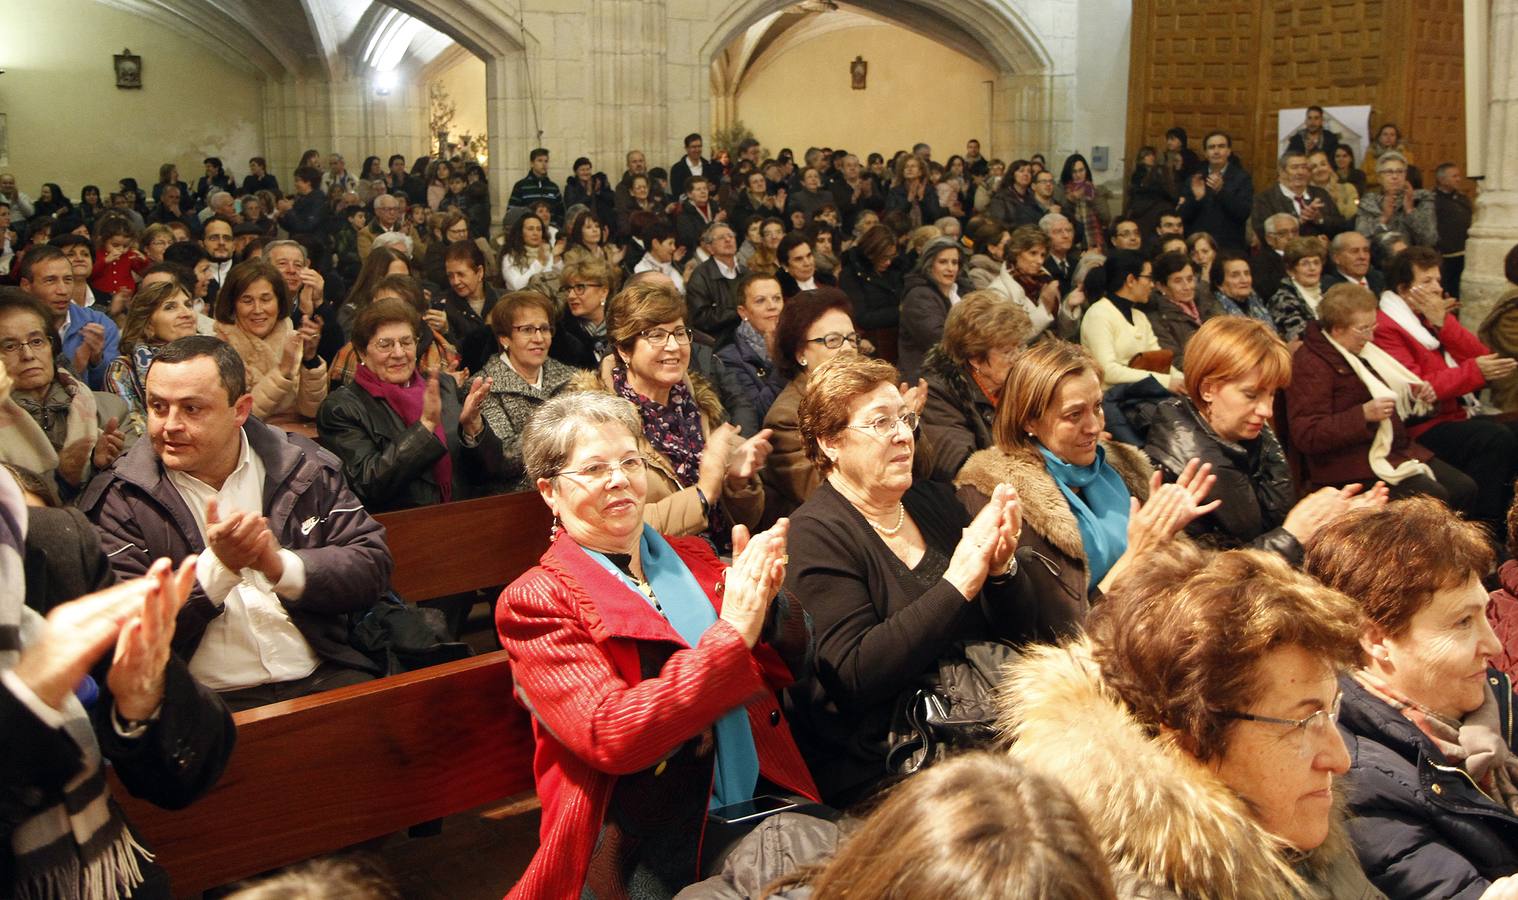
{"left": 375, "top": 489, "right": 553, "bottom": 601}
{"left": 111, "top": 490, "right": 554, "bottom": 893}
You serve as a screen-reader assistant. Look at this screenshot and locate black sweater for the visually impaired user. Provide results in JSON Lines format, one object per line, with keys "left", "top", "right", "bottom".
{"left": 782, "top": 478, "right": 1019, "bottom": 807}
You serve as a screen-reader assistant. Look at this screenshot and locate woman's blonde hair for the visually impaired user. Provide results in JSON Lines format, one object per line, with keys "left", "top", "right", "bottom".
{"left": 992, "top": 339, "right": 1103, "bottom": 450}
{"left": 792, "top": 752, "right": 1116, "bottom": 900}
{"left": 798, "top": 353, "right": 901, "bottom": 473}
{"left": 906, "top": 225, "right": 944, "bottom": 256}
{"left": 1183, "top": 315, "right": 1292, "bottom": 404}
{"left": 940, "top": 290, "right": 1031, "bottom": 366}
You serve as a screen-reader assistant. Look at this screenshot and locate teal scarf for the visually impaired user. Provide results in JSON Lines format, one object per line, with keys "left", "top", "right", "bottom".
{"left": 1038, "top": 444, "right": 1132, "bottom": 589}
{"left": 585, "top": 524, "right": 760, "bottom": 809}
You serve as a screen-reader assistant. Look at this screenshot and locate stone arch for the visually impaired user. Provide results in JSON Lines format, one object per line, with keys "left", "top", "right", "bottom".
{"left": 693, "top": 0, "right": 1064, "bottom": 159}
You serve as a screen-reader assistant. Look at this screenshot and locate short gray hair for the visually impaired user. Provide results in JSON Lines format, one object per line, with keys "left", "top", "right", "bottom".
{"left": 265, "top": 239, "right": 308, "bottom": 263}
{"left": 209, "top": 191, "right": 233, "bottom": 209}
{"left": 1039, "top": 213, "right": 1071, "bottom": 233}
{"left": 1376, "top": 151, "right": 1409, "bottom": 173}
{"left": 1330, "top": 230, "right": 1369, "bottom": 254}
{"left": 1277, "top": 151, "right": 1307, "bottom": 173}
{"left": 522, "top": 393, "right": 642, "bottom": 482}
{"left": 372, "top": 231, "right": 414, "bottom": 256}
{"left": 701, "top": 221, "right": 734, "bottom": 246}
{"left": 1264, "top": 212, "right": 1299, "bottom": 236}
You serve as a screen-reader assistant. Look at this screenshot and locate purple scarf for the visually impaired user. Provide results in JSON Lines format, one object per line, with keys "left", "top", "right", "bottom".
{"left": 614, "top": 368, "right": 730, "bottom": 545}
{"left": 354, "top": 363, "right": 453, "bottom": 501}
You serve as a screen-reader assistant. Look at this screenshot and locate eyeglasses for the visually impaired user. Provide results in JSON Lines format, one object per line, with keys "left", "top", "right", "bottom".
{"left": 639, "top": 326, "right": 694, "bottom": 346}
{"left": 1218, "top": 692, "right": 1342, "bottom": 758}
{"left": 0, "top": 336, "right": 49, "bottom": 356}
{"left": 512, "top": 324, "right": 554, "bottom": 337}
{"left": 553, "top": 455, "right": 647, "bottom": 483}
{"left": 806, "top": 331, "right": 861, "bottom": 349}
{"left": 1347, "top": 324, "right": 1377, "bottom": 336}
{"left": 370, "top": 337, "right": 417, "bottom": 353}
{"left": 566, "top": 283, "right": 604, "bottom": 294}
{"left": 847, "top": 411, "right": 920, "bottom": 438}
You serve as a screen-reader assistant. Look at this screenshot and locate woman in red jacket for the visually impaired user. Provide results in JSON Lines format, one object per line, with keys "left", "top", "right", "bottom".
{"left": 1372, "top": 245, "right": 1518, "bottom": 532}
{"left": 496, "top": 391, "right": 819, "bottom": 899}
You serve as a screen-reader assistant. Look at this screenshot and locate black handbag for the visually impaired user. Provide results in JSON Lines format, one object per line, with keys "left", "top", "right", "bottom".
{"left": 884, "top": 640, "right": 1021, "bottom": 776}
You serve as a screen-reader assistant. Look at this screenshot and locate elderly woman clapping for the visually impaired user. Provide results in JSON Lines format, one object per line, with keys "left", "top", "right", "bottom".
{"left": 783, "top": 353, "right": 1023, "bottom": 807}
{"left": 1307, "top": 498, "right": 1518, "bottom": 899}
{"left": 497, "top": 392, "right": 819, "bottom": 898}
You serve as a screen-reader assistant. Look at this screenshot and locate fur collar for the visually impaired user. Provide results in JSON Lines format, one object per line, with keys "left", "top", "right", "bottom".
{"left": 998, "top": 640, "right": 1356, "bottom": 899}
{"left": 955, "top": 441, "right": 1153, "bottom": 562}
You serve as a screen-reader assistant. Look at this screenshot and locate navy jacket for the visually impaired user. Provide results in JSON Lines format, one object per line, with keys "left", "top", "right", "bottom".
{"left": 1338, "top": 670, "right": 1518, "bottom": 899}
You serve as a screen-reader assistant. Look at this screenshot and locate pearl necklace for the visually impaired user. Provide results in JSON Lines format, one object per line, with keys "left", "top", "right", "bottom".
{"left": 869, "top": 503, "right": 907, "bottom": 536}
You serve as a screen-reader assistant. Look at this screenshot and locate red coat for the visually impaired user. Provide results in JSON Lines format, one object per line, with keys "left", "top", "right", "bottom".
{"left": 1372, "top": 307, "right": 1489, "bottom": 438}
{"left": 495, "top": 530, "right": 819, "bottom": 899}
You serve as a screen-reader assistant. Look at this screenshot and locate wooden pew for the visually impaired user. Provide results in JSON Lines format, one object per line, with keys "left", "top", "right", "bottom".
{"left": 109, "top": 490, "right": 552, "bottom": 895}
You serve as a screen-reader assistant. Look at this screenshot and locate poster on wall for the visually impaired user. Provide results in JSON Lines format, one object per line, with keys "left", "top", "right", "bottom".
{"left": 1277, "top": 106, "right": 1372, "bottom": 162}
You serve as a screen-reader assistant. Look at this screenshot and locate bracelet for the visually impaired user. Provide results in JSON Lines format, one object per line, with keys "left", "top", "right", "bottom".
{"left": 695, "top": 485, "right": 711, "bottom": 520}
{"left": 988, "top": 555, "right": 1018, "bottom": 582}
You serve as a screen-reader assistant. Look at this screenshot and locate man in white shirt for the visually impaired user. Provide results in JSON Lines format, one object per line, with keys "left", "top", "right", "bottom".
{"left": 321, "top": 153, "right": 357, "bottom": 196}
{"left": 83, "top": 337, "right": 391, "bottom": 710}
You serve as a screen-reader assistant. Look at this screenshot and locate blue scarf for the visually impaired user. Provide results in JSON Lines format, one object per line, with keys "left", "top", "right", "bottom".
{"left": 1038, "top": 444, "right": 1132, "bottom": 589}
{"left": 585, "top": 524, "right": 760, "bottom": 809}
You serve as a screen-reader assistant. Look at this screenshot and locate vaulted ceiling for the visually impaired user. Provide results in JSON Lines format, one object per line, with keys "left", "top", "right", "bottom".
{"left": 93, "top": 0, "right": 461, "bottom": 81}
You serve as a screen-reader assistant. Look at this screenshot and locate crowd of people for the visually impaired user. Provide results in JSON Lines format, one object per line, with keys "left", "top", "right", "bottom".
{"left": 5, "top": 110, "right": 1518, "bottom": 899}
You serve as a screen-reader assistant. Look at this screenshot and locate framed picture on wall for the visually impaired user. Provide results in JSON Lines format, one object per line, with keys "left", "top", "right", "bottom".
{"left": 115, "top": 50, "right": 142, "bottom": 89}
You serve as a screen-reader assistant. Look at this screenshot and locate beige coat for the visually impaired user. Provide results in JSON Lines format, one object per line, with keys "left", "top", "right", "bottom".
{"left": 759, "top": 373, "right": 816, "bottom": 518}
{"left": 216, "top": 319, "right": 328, "bottom": 424}
{"left": 998, "top": 639, "right": 1385, "bottom": 900}
{"left": 570, "top": 366, "right": 763, "bottom": 537}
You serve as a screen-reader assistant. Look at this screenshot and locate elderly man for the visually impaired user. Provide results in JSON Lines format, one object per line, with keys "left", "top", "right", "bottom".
{"left": 1251, "top": 212, "right": 1299, "bottom": 300}
{"left": 1321, "top": 231, "right": 1387, "bottom": 295}
{"left": 198, "top": 190, "right": 237, "bottom": 228}
{"left": 1356, "top": 152, "right": 1438, "bottom": 248}
{"left": 0, "top": 173, "right": 35, "bottom": 224}
{"left": 82, "top": 336, "right": 391, "bottom": 711}
{"left": 1178, "top": 130, "right": 1254, "bottom": 252}
{"left": 1040, "top": 212, "right": 1081, "bottom": 295}
{"left": 18, "top": 245, "right": 119, "bottom": 390}
{"left": 686, "top": 221, "right": 745, "bottom": 347}
{"left": 1434, "top": 163, "right": 1473, "bottom": 297}
{"left": 321, "top": 153, "right": 357, "bottom": 196}
{"left": 357, "top": 192, "right": 417, "bottom": 261}
{"left": 1251, "top": 150, "right": 1346, "bottom": 246}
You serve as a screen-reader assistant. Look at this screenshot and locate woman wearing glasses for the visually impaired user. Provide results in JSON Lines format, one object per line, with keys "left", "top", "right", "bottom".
{"left": 479, "top": 291, "right": 578, "bottom": 490}
{"left": 496, "top": 391, "right": 819, "bottom": 898}
{"left": 762, "top": 288, "right": 865, "bottom": 516}
{"left": 782, "top": 352, "right": 1021, "bottom": 807}
{"left": 956, "top": 340, "right": 1214, "bottom": 643}
{"left": 1306, "top": 498, "right": 1518, "bottom": 900}
{"left": 1001, "top": 542, "right": 1391, "bottom": 898}
{"left": 573, "top": 279, "right": 770, "bottom": 541}
{"left": 316, "top": 297, "right": 499, "bottom": 512}
{"left": 549, "top": 255, "right": 616, "bottom": 371}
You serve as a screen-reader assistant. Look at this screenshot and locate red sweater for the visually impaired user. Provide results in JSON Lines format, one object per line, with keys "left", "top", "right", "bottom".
{"left": 90, "top": 247, "right": 149, "bottom": 295}
{"left": 496, "top": 530, "right": 818, "bottom": 899}
{"left": 1372, "top": 307, "right": 1490, "bottom": 437}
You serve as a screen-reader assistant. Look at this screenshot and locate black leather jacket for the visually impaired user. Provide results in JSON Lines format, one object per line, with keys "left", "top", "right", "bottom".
{"left": 1143, "top": 396, "right": 1302, "bottom": 563}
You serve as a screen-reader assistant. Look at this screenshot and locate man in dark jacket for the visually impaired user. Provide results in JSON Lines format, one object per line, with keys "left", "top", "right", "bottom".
{"left": 1285, "top": 106, "right": 1342, "bottom": 158}
{"left": 686, "top": 222, "right": 745, "bottom": 347}
{"left": 1251, "top": 150, "right": 1347, "bottom": 246}
{"left": 1178, "top": 131, "right": 1254, "bottom": 252}
{"left": 1434, "top": 162, "right": 1474, "bottom": 297}
{"left": 276, "top": 166, "right": 329, "bottom": 243}
{"left": 82, "top": 337, "right": 391, "bottom": 711}
{"left": 1320, "top": 231, "right": 1387, "bottom": 296}
{"left": 508, "top": 148, "right": 563, "bottom": 224}
{"left": 669, "top": 133, "right": 712, "bottom": 200}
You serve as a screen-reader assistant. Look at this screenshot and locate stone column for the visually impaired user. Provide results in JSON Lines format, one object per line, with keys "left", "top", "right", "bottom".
{"left": 1461, "top": 0, "right": 1518, "bottom": 326}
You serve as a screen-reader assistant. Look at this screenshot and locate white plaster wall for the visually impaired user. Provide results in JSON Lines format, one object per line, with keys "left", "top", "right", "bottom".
{"left": 735, "top": 23, "right": 997, "bottom": 160}
{"left": 1071, "top": 0, "right": 1132, "bottom": 194}
{"left": 0, "top": 0, "right": 264, "bottom": 197}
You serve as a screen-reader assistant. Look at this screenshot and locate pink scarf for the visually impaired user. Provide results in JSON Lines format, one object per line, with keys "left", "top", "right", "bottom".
{"left": 353, "top": 363, "right": 453, "bottom": 502}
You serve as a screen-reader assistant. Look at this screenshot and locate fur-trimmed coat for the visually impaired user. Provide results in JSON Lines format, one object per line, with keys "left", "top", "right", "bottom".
{"left": 998, "top": 640, "right": 1385, "bottom": 900}
{"left": 955, "top": 440, "right": 1153, "bottom": 643}
{"left": 569, "top": 364, "right": 763, "bottom": 538}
